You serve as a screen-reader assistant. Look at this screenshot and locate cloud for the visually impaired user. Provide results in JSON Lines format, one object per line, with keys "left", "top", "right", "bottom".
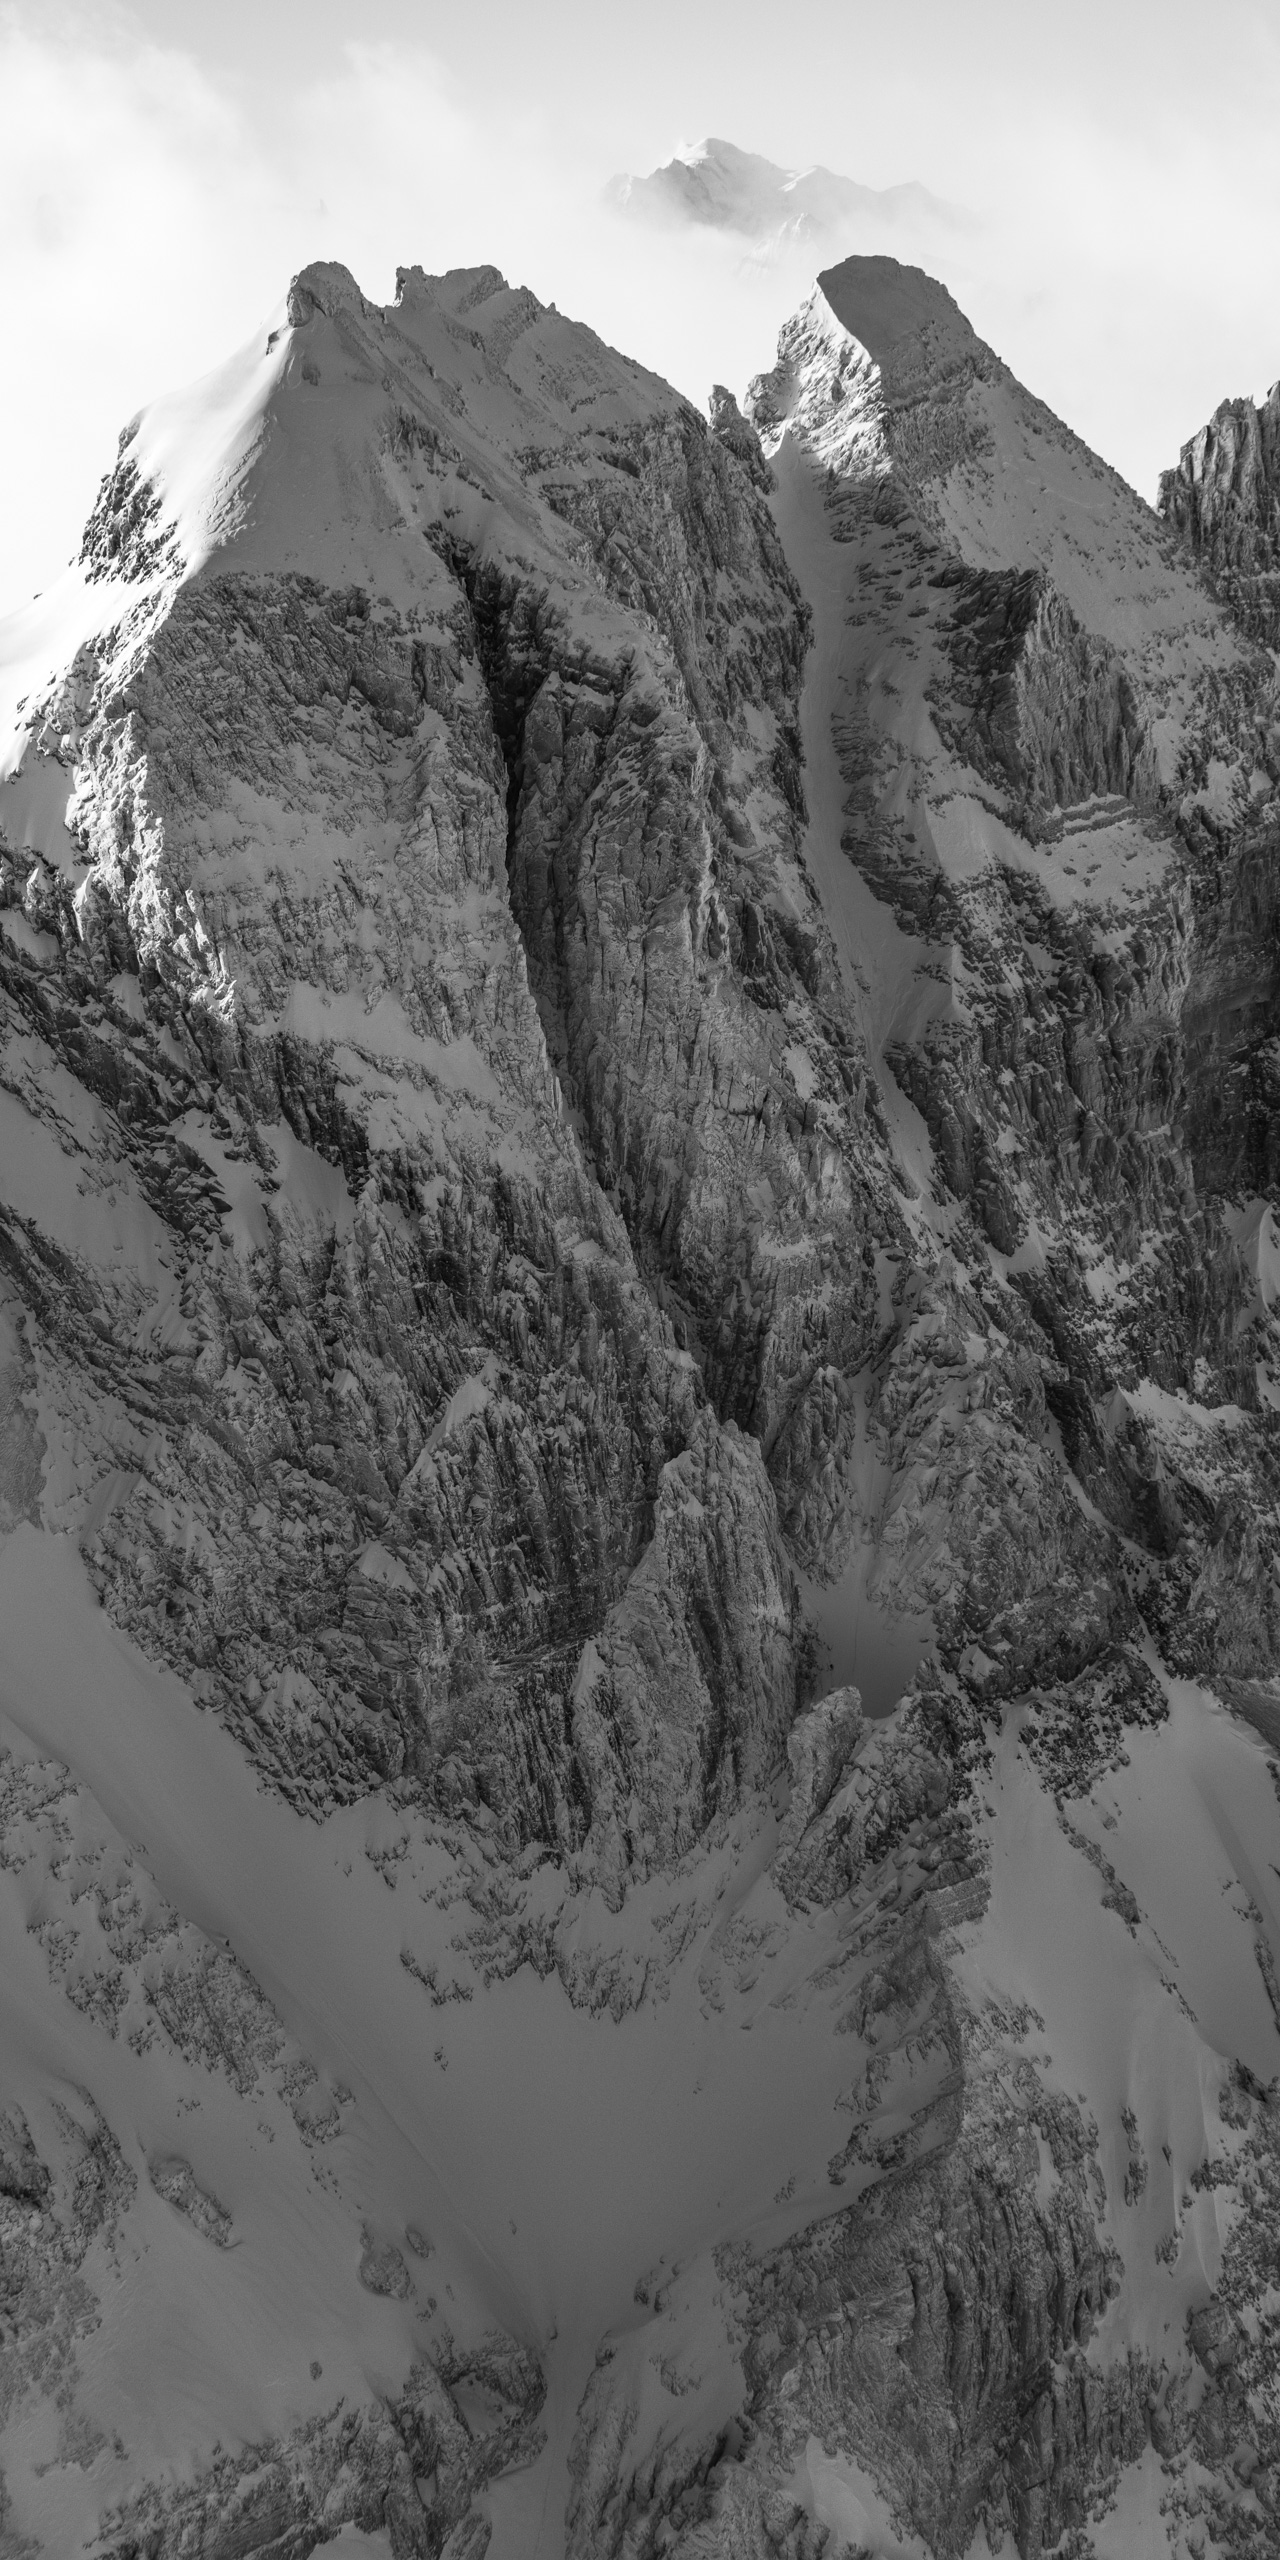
{"left": 0, "top": 16, "right": 807, "bottom": 607}
{"left": 3, "top": 3, "right": 1280, "bottom": 614}
{"left": 0, "top": 23, "right": 533, "bottom": 603}
{"left": 0, "top": 16, "right": 294, "bottom": 600}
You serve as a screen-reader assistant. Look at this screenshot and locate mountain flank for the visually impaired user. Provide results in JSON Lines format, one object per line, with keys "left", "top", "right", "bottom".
{"left": 0, "top": 249, "right": 1278, "bottom": 2559}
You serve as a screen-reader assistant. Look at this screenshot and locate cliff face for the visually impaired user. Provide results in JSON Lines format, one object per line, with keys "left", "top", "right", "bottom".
{"left": 1159, "top": 380, "right": 1280, "bottom": 645}
{"left": 1, "top": 251, "right": 1279, "bottom": 2560}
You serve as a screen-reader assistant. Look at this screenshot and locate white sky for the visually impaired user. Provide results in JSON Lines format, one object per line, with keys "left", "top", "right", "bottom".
{"left": 3, "top": 0, "right": 1280, "bottom": 610}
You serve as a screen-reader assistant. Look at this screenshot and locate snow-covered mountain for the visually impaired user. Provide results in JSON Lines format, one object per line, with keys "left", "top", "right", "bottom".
{"left": 607, "top": 136, "right": 963, "bottom": 255}
{"left": 0, "top": 242, "right": 1279, "bottom": 2560}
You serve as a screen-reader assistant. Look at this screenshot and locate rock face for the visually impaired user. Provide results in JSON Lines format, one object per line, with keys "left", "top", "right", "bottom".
{"left": 0, "top": 247, "right": 1279, "bottom": 2559}
{"left": 1159, "top": 380, "right": 1280, "bottom": 644}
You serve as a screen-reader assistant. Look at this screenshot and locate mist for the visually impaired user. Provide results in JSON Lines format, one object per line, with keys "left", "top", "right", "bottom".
{"left": 3, "top": 6, "right": 1280, "bottom": 612}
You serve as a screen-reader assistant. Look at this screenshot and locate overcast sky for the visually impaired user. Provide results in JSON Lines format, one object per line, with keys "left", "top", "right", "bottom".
{"left": 4, "top": 0, "right": 1280, "bottom": 610}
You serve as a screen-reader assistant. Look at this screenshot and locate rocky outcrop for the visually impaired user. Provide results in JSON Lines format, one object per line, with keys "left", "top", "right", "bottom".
{"left": 93, "top": 2343, "right": 546, "bottom": 2560}
{"left": 568, "top": 1414, "right": 797, "bottom": 1900}
{"left": 0, "top": 2094, "right": 135, "bottom": 2448}
{"left": 717, "top": 2072, "right": 1146, "bottom": 2560}
{"left": 933, "top": 562, "right": 1157, "bottom": 836}
{"left": 0, "top": 1745, "right": 344, "bottom": 2135}
{"left": 1160, "top": 382, "right": 1280, "bottom": 643}
{"left": 147, "top": 2157, "right": 234, "bottom": 2247}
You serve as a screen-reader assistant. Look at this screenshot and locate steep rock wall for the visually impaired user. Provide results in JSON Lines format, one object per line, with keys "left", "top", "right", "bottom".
{"left": 1160, "top": 382, "right": 1280, "bottom": 644}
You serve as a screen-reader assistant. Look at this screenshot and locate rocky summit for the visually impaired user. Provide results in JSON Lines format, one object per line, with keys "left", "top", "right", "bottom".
{"left": 0, "top": 242, "right": 1279, "bottom": 2560}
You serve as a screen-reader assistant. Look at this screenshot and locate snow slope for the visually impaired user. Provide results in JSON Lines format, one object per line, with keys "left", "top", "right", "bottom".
{"left": 0, "top": 1527, "right": 957, "bottom": 2557}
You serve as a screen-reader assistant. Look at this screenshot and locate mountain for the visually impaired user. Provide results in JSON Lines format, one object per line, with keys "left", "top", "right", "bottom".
{"left": 607, "top": 135, "right": 963, "bottom": 250}
{"left": 0, "top": 244, "right": 1279, "bottom": 2560}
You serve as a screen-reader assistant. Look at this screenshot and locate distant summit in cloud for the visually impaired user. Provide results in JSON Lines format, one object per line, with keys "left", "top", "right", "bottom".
{"left": 606, "top": 135, "right": 967, "bottom": 253}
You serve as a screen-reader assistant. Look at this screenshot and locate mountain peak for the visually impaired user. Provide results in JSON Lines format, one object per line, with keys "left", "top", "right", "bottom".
{"left": 676, "top": 134, "right": 763, "bottom": 169}
{"left": 816, "top": 253, "right": 978, "bottom": 370}
{"left": 395, "top": 260, "right": 515, "bottom": 316}
{"left": 285, "top": 259, "right": 373, "bottom": 327}
{"left": 746, "top": 259, "right": 1231, "bottom": 676}
{"left": 606, "top": 134, "right": 962, "bottom": 244}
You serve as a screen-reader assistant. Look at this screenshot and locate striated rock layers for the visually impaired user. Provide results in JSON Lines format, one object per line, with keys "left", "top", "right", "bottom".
{"left": 0, "top": 247, "right": 1279, "bottom": 2558}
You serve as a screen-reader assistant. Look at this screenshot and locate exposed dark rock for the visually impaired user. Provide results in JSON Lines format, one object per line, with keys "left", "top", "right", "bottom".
{"left": 1160, "top": 382, "right": 1280, "bottom": 644}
